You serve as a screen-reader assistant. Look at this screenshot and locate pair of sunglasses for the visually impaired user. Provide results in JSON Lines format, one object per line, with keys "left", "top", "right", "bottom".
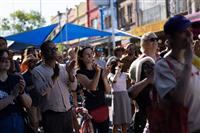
{"left": 149, "top": 38, "right": 159, "bottom": 42}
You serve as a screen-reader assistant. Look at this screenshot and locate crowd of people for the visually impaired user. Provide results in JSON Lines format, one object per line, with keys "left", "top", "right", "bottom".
{"left": 0, "top": 15, "right": 200, "bottom": 133}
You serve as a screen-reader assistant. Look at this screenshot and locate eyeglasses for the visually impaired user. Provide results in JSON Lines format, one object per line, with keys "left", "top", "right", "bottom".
{"left": 0, "top": 57, "right": 10, "bottom": 63}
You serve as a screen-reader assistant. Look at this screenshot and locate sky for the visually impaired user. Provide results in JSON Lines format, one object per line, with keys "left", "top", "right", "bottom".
{"left": 0, "top": 0, "right": 85, "bottom": 24}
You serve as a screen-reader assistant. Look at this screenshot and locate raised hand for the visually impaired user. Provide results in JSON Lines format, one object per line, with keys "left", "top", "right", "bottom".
{"left": 67, "top": 60, "right": 76, "bottom": 72}
{"left": 18, "top": 78, "right": 25, "bottom": 94}
{"left": 93, "top": 63, "right": 101, "bottom": 73}
{"left": 11, "top": 84, "right": 21, "bottom": 98}
{"left": 52, "top": 63, "right": 60, "bottom": 82}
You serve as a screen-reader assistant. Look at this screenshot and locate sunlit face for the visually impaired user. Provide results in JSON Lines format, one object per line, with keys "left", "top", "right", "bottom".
{"left": 0, "top": 52, "right": 10, "bottom": 71}
{"left": 81, "top": 48, "right": 94, "bottom": 64}
{"left": 146, "top": 38, "right": 158, "bottom": 54}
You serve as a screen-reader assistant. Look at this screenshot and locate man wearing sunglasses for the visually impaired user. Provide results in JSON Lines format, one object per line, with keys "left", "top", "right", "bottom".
{"left": 31, "top": 41, "right": 77, "bottom": 133}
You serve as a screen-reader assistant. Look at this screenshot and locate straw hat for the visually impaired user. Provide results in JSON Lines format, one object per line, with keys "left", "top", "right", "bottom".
{"left": 22, "top": 54, "right": 38, "bottom": 65}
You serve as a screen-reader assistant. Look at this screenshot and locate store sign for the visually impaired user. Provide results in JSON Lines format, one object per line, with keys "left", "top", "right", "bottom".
{"left": 93, "top": 0, "right": 110, "bottom": 6}
{"left": 130, "top": 20, "right": 167, "bottom": 36}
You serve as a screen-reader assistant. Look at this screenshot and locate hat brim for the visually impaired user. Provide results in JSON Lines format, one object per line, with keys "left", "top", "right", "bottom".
{"left": 178, "top": 21, "right": 192, "bottom": 32}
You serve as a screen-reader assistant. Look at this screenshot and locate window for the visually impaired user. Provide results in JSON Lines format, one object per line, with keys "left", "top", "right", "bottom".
{"left": 119, "top": 7, "right": 126, "bottom": 28}
{"left": 91, "top": 18, "right": 98, "bottom": 29}
{"left": 127, "top": 4, "right": 133, "bottom": 23}
{"left": 104, "top": 16, "right": 112, "bottom": 29}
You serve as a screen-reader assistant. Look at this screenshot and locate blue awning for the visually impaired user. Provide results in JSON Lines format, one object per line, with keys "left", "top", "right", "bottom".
{"left": 9, "top": 41, "right": 40, "bottom": 52}
{"left": 5, "top": 23, "right": 139, "bottom": 48}
{"left": 5, "top": 24, "right": 58, "bottom": 45}
{"left": 52, "top": 23, "right": 113, "bottom": 43}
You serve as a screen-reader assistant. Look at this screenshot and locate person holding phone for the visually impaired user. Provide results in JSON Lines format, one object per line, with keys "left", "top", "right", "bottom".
{"left": 76, "top": 47, "right": 111, "bottom": 133}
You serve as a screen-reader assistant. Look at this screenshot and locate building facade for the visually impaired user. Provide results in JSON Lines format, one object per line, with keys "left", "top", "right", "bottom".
{"left": 118, "top": 0, "right": 137, "bottom": 31}
{"left": 87, "top": 0, "right": 101, "bottom": 29}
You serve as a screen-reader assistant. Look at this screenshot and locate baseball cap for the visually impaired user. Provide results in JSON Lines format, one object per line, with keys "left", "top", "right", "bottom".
{"left": 164, "top": 15, "right": 192, "bottom": 35}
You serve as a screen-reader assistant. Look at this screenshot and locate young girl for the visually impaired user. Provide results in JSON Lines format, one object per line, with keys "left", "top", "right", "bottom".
{"left": 107, "top": 58, "right": 132, "bottom": 133}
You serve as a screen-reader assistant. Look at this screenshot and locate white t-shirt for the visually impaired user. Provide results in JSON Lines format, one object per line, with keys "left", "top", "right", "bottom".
{"left": 108, "top": 72, "right": 127, "bottom": 92}
{"left": 155, "top": 57, "right": 200, "bottom": 132}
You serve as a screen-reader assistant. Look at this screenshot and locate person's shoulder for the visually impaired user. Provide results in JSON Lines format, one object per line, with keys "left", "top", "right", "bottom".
{"left": 31, "top": 64, "right": 44, "bottom": 74}
{"left": 155, "top": 57, "right": 172, "bottom": 74}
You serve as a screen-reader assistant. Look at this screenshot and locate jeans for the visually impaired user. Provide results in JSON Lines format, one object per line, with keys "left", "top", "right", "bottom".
{"left": 42, "top": 110, "right": 73, "bottom": 133}
{"left": 0, "top": 114, "right": 25, "bottom": 133}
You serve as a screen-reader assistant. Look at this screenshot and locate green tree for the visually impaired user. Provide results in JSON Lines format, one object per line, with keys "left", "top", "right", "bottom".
{"left": 0, "top": 10, "right": 45, "bottom": 34}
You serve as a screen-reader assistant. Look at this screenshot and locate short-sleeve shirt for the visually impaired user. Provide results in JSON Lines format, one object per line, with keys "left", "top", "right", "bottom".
{"left": 108, "top": 72, "right": 127, "bottom": 92}
{"left": 0, "top": 74, "right": 22, "bottom": 117}
{"left": 76, "top": 69, "right": 106, "bottom": 110}
{"left": 154, "top": 57, "right": 200, "bottom": 132}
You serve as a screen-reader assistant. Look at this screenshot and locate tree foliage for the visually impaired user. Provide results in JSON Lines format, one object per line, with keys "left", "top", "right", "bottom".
{"left": 0, "top": 10, "right": 46, "bottom": 34}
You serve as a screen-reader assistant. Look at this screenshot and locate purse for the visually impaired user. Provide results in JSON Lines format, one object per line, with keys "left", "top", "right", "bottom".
{"left": 89, "top": 105, "right": 109, "bottom": 123}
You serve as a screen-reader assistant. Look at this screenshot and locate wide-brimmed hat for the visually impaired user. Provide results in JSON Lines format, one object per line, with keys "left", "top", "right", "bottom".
{"left": 22, "top": 54, "right": 38, "bottom": 65}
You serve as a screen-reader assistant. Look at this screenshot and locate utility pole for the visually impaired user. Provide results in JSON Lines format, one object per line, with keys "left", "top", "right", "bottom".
{"left": 110, "top": 0, "right": 116, "bottom": 48}
{"left": 165, "top": 0, "right": 170, "bottom": 17}
{"left": 57, "top": 11, "right": 62, "bottom": 43}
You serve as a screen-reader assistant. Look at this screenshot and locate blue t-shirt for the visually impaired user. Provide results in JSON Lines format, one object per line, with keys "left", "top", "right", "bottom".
{"left": 0, "top": 74, "right": 22, "bottom": 117}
